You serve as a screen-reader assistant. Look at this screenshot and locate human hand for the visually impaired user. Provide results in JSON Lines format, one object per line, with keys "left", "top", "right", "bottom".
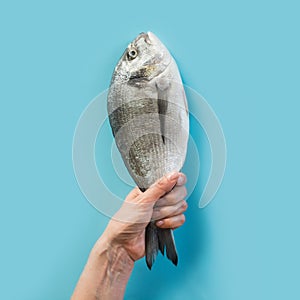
{"left": 72, "top": 172, "right": 187, "bottom": 300}
{"left": 99, "top": 172, "right": 188, "bottom": 262}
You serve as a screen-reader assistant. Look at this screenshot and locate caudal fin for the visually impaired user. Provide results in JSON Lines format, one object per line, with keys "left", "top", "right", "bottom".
{"left": 157, "top": 227, "right": 178, "bottom": 265}
{"left": 145, "top": 222, "right": 159, "bottom": 269}
{"left": 145, "top": 222, "right": 178, "bottom": 269}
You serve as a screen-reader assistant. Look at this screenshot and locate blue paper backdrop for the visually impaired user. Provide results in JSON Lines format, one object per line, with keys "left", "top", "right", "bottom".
{"left": 1, "top": 0, "right": 299, "bottom": 299}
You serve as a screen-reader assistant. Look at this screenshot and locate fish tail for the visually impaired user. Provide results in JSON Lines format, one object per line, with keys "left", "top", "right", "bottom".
{"left": 145, "top": 222, "right": 178, "bottom": 269}
{"left": 145, "top": 222, "right": 159, "bottom": 269}
{"left": 157, "top": 227, "right": 178, "bottom": 266}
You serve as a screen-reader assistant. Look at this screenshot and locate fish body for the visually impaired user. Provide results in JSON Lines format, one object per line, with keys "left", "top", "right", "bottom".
{"left": 107, "top": 32, "right": 189, "bottom": 269}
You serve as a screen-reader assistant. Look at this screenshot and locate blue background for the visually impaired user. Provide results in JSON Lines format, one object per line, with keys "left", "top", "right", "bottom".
{"left": 0, "top": 0, "right": 299, "bottom": 299}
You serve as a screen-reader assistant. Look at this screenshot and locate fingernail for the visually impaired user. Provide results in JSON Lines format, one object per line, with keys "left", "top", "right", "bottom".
{"left": 167, "top": 171, "right": 178, "bottom": 181}
{"left": 156, "top": 220, "right": 164, "bottom": 226}
{"left": 177, "top": 175, "right": 185, "bottom": 185}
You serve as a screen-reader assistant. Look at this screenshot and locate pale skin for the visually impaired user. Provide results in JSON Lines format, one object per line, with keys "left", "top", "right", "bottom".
{"left": 71, "top": 172, "right": 188, "bottom": 300}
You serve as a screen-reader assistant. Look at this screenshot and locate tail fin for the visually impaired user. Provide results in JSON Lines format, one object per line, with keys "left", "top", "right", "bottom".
{"left": 157, "top": 227, "right": 178, "bottom": 265}
{"left": 145, "top": 222, "right": 178, "bottom": 270}
{"left": 145, "top": 222, "right": 159, "bottom": 269}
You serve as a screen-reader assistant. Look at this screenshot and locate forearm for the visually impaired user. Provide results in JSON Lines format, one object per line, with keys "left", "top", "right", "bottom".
{"left": 71, "top": 234, "right": 134, "bottom": 300}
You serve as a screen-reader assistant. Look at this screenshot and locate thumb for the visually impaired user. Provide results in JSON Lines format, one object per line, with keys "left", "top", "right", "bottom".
{"left": 139, "top": 172, "right": 180, "bottom": 204}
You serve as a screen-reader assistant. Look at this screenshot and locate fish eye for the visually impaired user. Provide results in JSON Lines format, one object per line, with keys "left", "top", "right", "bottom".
{"left": 127, "top": 48, "right": 138, "bottom": 60}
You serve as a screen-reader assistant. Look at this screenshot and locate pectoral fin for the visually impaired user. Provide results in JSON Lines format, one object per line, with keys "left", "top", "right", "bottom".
{"left": 156, "top": 79, "right": 170, "bottom": 144}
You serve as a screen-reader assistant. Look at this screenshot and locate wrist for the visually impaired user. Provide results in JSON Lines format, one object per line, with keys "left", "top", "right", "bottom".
{"left": 72, "top": 235, "right": 134, "bottom": 300}
{"left": 92, "top": 233, "right": 135, "bottom": 273}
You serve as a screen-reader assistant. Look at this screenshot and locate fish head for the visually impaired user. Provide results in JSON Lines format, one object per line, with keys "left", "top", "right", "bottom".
{"left": 113, "top": 32, "right": 171, "bottom": 84}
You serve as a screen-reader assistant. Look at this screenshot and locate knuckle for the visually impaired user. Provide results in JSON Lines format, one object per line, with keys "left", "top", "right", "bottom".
{"left": 181, "top": 200, "right": 188, "bottom": 211}
{"left": 182, "top": 186, "right": 187, "bottom": 198}
{"left": 179, "top": 214, "right": 186, "bottom": 225}
{"left": 157, "top": 177, "right": 167, "bottom": 188}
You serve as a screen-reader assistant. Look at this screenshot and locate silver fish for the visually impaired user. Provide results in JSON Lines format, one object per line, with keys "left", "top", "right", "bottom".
{"left": 107, "top": 32, "right": 189, "bottom": 269}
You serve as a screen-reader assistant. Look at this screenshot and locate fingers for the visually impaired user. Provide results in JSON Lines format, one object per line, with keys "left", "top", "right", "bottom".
{"left": 175, "top": 173, "right": 187, "bottom": 186}
{"left": 152, "top": 200, "right": 188, "bottom": 221}
{"left": 154, "top": 173, "right": 186, "bottom": 207}
{"left": 156, "top": 214, "right": 186, "bottom": 229}
{"left": 155, "top": 185, "right": 187, "bottom": 207}
{"left": 138, "top": 172, "right": 180, "bottom": 204}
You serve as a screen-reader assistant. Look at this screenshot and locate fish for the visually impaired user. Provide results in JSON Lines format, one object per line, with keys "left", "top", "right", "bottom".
{"left": 107, "top": 32, "right": 189, "bottom": 269}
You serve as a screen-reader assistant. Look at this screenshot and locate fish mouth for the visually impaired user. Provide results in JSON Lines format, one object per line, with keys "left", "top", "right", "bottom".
{"left": 135, "top": 31, "right": 160, "bottom": 45}
{"left": 127, "top": 31, "right": 172, "bottom": 82}
{"left": 133, "top": 32, "right": 152, "bottom": 45}
{"left": 146, "top": 31, "right": 158, "bottom": 44}
{"left": 132, "top": 32, "right": 168, "bottom": 53}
